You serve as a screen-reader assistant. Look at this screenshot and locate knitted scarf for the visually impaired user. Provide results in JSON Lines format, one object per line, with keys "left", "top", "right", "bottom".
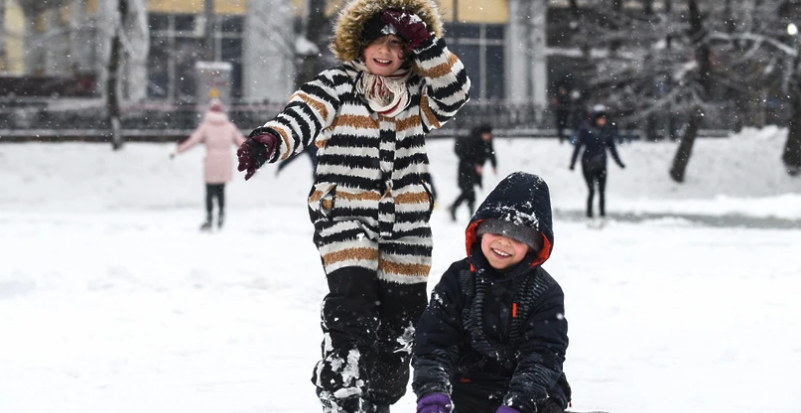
{"left": 352, "top": 60, "right": 412, "bottom": 118}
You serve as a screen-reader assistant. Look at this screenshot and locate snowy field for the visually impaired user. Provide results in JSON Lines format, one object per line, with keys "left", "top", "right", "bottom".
{"left": 1, "top": 127, "right": 800, "bottom": 413}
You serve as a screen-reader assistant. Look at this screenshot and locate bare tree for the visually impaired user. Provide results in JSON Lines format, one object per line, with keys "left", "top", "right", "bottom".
{"left": 296, "top": 0, "right": 331, "bottom": 86}
{"left": 669, "top": 0, "right": 714, "bottom": 183}
{"left": 106, "top": 0, "right": 128, "bottom": 150}
{"left": 244, "top": 0, "right": 296, "bottom": 102}
{"left": 103, "top": 0, "right": 149, "bottom": 150}
{"left": 0, "top": 0, "right": 6, "bottom": 73}
{"left": 706, "top": 0, "right": 801, "bottom": 175}
{"left": 580, "top": 0, "right": 720, "bottom": 183}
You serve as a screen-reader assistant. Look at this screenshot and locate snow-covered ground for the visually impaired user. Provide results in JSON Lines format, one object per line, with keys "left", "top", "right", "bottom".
{"left": 1, "top": 127, "right": 800, "bottom": 413}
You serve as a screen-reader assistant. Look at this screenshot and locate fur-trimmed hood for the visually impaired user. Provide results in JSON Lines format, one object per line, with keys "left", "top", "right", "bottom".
{"left": 330, "top": 0, "right": 444, "bottom": 63}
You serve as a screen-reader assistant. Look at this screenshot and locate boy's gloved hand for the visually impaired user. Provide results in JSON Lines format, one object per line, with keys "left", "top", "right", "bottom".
{"left": 417, "top": 393, "right": 452, "bottom": 413}
{"left": 536, "top": 399, "right": 565, "bottom": 413}
{"left": 237, "top": 131, "right": 278, "bottom": 181}
{"left": 381, "top": 10, "right": 432, "bottom": 49}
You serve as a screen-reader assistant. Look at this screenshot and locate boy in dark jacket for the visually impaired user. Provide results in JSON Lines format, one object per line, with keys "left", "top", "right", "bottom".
{"left": 413, "top": 172, "right": 571, "bottom": 413}
{"left": 449, "top": 124, "right": 497, "bottom": 221}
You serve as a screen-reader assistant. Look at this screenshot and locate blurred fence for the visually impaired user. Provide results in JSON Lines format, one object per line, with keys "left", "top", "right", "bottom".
{"left": 0, "top": 99, "right": 792, "bottom": 142}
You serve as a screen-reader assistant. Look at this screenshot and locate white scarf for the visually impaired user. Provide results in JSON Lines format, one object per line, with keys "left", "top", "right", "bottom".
{"left": 352, "top": 61, "right": 412, "bottom": 118}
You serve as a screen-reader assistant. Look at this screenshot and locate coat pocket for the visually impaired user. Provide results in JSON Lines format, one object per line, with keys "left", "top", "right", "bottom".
{"left": 308, "top": 182, "right": 337, "bottom": 222}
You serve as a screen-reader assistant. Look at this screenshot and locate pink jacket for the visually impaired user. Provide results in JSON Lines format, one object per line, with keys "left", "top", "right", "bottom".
{"left": 176, "top": 110, "right": 246, "bottom": 184}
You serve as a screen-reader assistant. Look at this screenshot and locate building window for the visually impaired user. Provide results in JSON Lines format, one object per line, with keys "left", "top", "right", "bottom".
{"left": 147, "top": 13, "right": 244, "bottom": 102}
{"left": 444, "top": 23, "right": 505, "bottom": 101}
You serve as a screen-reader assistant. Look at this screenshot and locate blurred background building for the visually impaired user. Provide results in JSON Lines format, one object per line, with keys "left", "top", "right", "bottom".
{"left": 1, "top": 0, "right": 798, "bottom": 141}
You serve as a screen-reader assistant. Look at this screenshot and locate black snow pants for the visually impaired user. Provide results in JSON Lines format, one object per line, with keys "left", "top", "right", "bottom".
{"left": 581, "top": 165, "right": 607, "bottom": 217}
{"left": 205, "top": 183, "right": 225, "bottom": 218}
{"left": 312, "top": 267, "right": 428, "bottom": 413}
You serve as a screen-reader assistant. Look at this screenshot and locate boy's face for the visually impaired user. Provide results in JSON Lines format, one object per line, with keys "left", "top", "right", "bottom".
{"left": 363, "top": 35, "right": 405, "bottom": 76}
{"left": 480, "top": 232, "right": 530, "bottom": 270}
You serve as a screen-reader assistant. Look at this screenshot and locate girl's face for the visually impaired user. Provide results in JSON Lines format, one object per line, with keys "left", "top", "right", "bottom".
{"left": 480, "top": 233, "right": 530, "bottom": 270}
{"left": 363, "top": 35, "right": 405, "bottom": 76}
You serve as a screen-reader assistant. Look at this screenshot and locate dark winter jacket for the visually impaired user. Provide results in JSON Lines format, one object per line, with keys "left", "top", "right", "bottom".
{"left": 412, "top": 172, "right": 569, "bottom": 413}
{"left": 569, "top": 122, "right": 625, "bottom": 171}
{"left": 454, "top": 129, "right": 497, "bottom": 189}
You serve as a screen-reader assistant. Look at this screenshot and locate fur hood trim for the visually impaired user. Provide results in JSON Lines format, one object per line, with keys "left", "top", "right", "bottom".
{"left": 330, "top": 0, "right": 444, "bottom": 63}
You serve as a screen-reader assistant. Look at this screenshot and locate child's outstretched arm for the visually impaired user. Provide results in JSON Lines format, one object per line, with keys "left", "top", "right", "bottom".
{"left": 175, "top": 124, "right": 207, "bottom": 155}
{"left": 381, "top": 10, "right": 471, "bottom": 132}
{"left": 502, "top": 282, "right": 568, "bottom": 413}
{"left": 249, "top": 71, "right": 341, "bottom": 164}
{"left": 412, "top": 263, "right": 465, "bottom": 399}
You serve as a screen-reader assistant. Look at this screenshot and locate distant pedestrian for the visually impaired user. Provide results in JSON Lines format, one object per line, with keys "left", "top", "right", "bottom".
{"left": 551, "top": 86, "right": 571, "bottom": 143}
{"left": 450, "top": 124, "right": 497, "bottom": 221}
{"left": 569, "top": 106, "right": 625, "bottom": 218}
{"left": 171, "top": 99, "right": 245, "bottom": 231}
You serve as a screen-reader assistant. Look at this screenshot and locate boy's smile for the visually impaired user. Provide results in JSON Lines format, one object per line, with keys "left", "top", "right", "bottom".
{"left": 480, "top": 232, "right": 530, "bottom": 270}
{"left": 363, "top": 35, "right": 405, "bottom": 76}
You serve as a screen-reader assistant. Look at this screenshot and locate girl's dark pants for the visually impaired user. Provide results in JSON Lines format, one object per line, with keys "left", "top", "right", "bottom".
{"left": 313, "top": 267, "right": 428, "bottom": 410}
{"left": 581, "top": 165, "right": 607, "bottom": 217}
{"left": 205, "top": 183, "right": 225, "bottom": 218}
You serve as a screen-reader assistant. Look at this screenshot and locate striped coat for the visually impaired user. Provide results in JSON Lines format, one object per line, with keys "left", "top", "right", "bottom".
{"left": 252, "top": 36, "right": 470, "bottom": 284}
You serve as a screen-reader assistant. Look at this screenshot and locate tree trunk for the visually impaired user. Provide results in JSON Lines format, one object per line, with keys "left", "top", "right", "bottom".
{"left": 669, "top": 108, "right": 702, "bottom": 183}
{"left": 668, "top": 0, "right": 711, "bottom": 183}
{"left": 0, "top": 0, "right": 5, "bottom": 72}
{"left": 107, "top": 0, "right": 128, "bottom": 151}
{"left": 295, "top": 0, "right": 329, "bottom": 86}
{"left": 783, "top": 84, "right": 801, "bottom": 175}
{"left": 203, "top": 0, "right": 215, "bottom": 61}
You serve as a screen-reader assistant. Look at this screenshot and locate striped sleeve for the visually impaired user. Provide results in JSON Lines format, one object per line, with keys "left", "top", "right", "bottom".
{"left": 258, "top": 69, "right": 341, "bottom": 163}
{"left": 414, "top": 36, "right": 471, "bottom": 132}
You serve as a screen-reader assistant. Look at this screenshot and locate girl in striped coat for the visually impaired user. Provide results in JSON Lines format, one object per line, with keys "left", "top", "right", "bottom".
{"left": 236, "top": 1, "right": 471, "bottom": 412}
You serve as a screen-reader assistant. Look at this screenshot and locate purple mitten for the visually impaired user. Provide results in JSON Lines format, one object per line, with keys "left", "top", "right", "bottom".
{"left": 381, "top": 10, "right": 432, "bottom": 49}
{"left": 237, "top": 132, "right": 278, "bottom": 181}
{"left": 417, "top": 393, "right": 452, "bottom": 413}
{"left": 496, "top": 406, "right": 522, "bottom": 413}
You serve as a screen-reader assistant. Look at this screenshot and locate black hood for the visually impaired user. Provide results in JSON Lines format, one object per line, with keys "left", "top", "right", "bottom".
{"left": 465, "top": 172, "right": 554, "bottom": 267}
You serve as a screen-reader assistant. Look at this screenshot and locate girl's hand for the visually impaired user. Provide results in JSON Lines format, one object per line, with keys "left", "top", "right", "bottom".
{"left": 380, "top": 10, "right": 432, "bottom": 48}
{"left": 237, "top": 132, "right": 278, "bottom": 181}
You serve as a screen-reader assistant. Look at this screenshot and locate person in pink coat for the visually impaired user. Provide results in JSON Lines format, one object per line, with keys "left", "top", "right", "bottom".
{"left": 172, "top": 99, "right": 246, "bottom": 230}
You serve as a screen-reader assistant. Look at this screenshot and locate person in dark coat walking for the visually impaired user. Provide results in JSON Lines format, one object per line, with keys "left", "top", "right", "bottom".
{"left": 551, "top": 86, "right": 571, "bottom": 144}
{"left": 413, "top": 172, "right": 571, "bottom": 413}
{"left": 450, "top": 124, "right": 497, "bottom": 221}
{"left": 569, "top": 107, "right": 625, "bottom": 218}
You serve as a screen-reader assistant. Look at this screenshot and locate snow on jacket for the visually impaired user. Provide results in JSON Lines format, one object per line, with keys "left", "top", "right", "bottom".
{"left": 412, "top": 172, "right": 570, "bottom": 413}
{"left": 248, "top": 0, "right": 470, "bottom": 281}
{"left": 177, "top": 110, "right": 246, "bottom": 184}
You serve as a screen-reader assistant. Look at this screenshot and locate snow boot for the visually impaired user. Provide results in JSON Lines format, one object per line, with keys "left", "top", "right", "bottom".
{"left": 200, "top": 215, "right": 212, "bottom": 231}
{"left": 217, "top": 212, "right": 225, "bottom": 229}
